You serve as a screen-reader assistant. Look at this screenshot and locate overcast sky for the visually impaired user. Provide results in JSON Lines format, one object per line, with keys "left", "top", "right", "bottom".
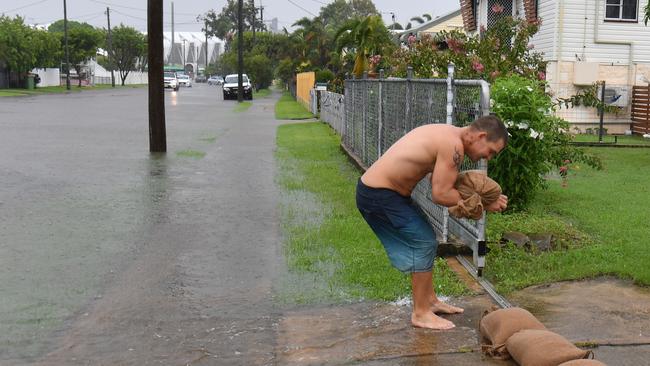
{"left": 1, "top": 0, "right": 461, "bottom": 34}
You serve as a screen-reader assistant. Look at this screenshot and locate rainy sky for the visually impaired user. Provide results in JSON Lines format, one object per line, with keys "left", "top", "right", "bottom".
{"left": 1, "top": 0, "right": 461, "bottom": 33}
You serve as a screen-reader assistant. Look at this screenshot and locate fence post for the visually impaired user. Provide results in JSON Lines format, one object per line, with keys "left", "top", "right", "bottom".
{"left": 446, "top": 63, "right": 455, "bottom": 125}
{"left": 362, "top": 78, "right": 367, "bottom": 164}
{"left": 378, "top": 69, "right": 384, "bottom": 159}
{"left": 405, "top": 66, "right": 413, "bottom": 135}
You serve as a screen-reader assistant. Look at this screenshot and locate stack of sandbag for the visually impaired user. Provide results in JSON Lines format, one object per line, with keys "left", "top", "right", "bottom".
{"left": 479, "top": 307, "right": 601, "bottom": 366}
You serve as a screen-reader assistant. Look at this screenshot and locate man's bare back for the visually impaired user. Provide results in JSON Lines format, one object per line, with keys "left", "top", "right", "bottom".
{"left": 362, "top": 124, "right": 464, "bottom": 198}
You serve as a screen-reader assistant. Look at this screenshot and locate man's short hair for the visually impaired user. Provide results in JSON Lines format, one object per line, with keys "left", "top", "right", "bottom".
{"left": 469, "top": 115, "right": 508, "bottom": 144}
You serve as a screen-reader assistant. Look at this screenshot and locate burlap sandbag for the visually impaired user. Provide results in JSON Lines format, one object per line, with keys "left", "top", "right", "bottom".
{"left": 449, "top": 170, "right": 502, "bottom": 220}
{"left": 506, "top": 329, "right": 593, "bottom": 366}
{"left": 479, "top": 307, "right": 547, "bottom": 359}
{"left": 558, "top": 360, "right": 607, "bottom": 366}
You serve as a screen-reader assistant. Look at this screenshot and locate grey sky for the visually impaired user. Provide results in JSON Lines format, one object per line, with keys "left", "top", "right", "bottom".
{"left": 0, "top": 0, "right": 460, "bottom": 34}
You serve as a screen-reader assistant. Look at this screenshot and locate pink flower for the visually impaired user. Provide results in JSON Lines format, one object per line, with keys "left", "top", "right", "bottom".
{"left": 446, "top": 38, "right": 465, "bottom": 54}
{"left": 490, "top": 70, "right": 501, "bottom": 79}
{"left": 537, "top": 71, "right": 546, "bottom": 80}
{"left": 407, "top": 35, "right": 417, "bottom": 45}
{"left": 491, "top": 3, "right": 505, "bottom": 14}
{"left": 480, "top": 25, "right": 487, "bottom": 33}
{"left": 527, "top": 43, "right": 535, "bottom": 50}
{"left": 472, "top": 59, "right": 485, "bottom": 73}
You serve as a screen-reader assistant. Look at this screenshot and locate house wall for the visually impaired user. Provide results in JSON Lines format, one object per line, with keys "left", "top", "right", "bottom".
{"left": 476, "top": 0, "right": 650, "bottom": 133}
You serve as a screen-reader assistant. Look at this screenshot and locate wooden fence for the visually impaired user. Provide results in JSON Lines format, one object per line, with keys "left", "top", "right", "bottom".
{"left": 631, "top": 85, "right": 650, "bottom": 134}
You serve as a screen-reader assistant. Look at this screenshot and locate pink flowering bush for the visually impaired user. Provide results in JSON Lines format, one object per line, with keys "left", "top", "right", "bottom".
{"left": 386, "top": 16, "right": 546, "bottom": 82}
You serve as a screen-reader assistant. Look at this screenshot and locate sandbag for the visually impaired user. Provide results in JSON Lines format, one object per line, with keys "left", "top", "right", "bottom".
{"left": 479, "top": 307, "right": 547, "bottom": 359}
{"left": 558, "top": 360, "right": 607, "bottom": 366}
{"left": 449, "top": 170, "right": 502, "bottom": 220}
{"left": 506, "top": 329, "right": 592, "bottom": 366}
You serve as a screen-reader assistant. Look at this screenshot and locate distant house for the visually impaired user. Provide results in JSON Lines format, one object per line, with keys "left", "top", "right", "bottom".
{"left": 406, "top": 9, "right": 464, "bottom": 38}
{"left": 459, "top": 0, "right": 650, "bottom": 134}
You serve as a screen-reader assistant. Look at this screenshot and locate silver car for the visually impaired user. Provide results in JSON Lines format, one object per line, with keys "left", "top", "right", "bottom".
{"left": 177, "top": 74, "right": 192, "bottom": 87}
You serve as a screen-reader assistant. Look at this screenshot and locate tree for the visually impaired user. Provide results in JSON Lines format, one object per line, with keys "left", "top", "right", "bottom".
{"left": 49, "top": 20, "right": 102, "bottom": 86}
{"left": 644, "top": 1, "right": 650, "bottom": 25}
{"left": 0, "top": 16, "right": 60, "bottom": 86}
{"left": 109, "top": 25, "right": 146, "bottom": 85}
{"left": 203, "top": 0, "right": 265, "bottom": 42}
{"left": 334, "top": 15, "right": 393, "bottom": 77}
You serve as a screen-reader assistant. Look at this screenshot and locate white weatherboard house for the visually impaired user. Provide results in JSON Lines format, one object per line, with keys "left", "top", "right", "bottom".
{"left": 459, "top": 0, "right": 650, "bottom": 134}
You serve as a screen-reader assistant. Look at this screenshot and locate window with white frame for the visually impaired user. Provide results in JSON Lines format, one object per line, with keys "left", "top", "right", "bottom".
{"left": 605, "top": 0, "right": 638, "bottom": 21}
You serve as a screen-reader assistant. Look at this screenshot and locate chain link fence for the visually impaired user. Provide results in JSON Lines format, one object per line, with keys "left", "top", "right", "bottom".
{"left": 319, "top": 66, "right": 492, "bottom": 274}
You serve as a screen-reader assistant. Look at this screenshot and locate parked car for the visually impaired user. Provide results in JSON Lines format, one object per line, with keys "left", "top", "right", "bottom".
{"left": 222, "top": 74, "right": 252, "bottom": 100}
{"left": 177, "top": 74, "right": 192, "bottom": 87}
{"left": 207, "top": 75, "right": 223, "bottom": 85}
{"left": 163, "top": 72, "right": 179, "bottom": 91}
{"left": 195, "top": 75, "right": 207, "bottom": 83}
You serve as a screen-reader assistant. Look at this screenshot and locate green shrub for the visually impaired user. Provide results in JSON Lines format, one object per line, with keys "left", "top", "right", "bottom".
{"left": 488, "top": 75, "right": 601, "bottom": 211}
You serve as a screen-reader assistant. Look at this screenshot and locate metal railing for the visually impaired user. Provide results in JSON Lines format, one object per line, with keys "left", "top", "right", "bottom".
{"left": 319, "top": 65, "right": 492, "bottom": 274}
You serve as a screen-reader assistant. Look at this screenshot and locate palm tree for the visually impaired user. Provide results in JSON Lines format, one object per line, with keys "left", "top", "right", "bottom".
{"left": 334, "top": 15, "right": 391, "bottom": 77}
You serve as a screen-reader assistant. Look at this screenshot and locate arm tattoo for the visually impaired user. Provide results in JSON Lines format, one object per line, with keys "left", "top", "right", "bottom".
{"left": 453, "top": 147, "right": 462, "bottom": 169}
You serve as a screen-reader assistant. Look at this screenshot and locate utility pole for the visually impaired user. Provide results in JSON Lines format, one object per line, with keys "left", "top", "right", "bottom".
{"left": 260, "top": 0, "right": 264, "bottom": 25}
{"left": 171, "top": 1, "right": 175, "bottom": 64}
{"left": 251, "top": 0, "right": 256, "bottom": 43}
{"left": 148, "top": 0, "right": 166, "bottom": 152}
{"left": 63, "top": 0, "right": 70, "bottom": 90}
{"left": 204, "top": 18, "right": 208, "bottom": 73}
{"left": 105, "top": 7, "right": 115, "bottom": 87}
{"left": 237, "top": 0, "right": 243, "bottom": 102}
{"left": 182, "top": 39, "right": 186, "bottom": 69}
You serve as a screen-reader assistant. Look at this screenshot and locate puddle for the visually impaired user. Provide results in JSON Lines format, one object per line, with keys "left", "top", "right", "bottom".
{"left": 275, "top": 295, "right": 512, "bottom": 365}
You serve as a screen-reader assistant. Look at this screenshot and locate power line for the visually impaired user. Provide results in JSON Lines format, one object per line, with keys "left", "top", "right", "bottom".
{"left": 88, "top": 0, "right": 199, "bottom": 16}
{"left": 1, "top": 0, "right": 51, "bottom": 14}
{"left": 286, "top": 0, "right": 317, "bottom": 17}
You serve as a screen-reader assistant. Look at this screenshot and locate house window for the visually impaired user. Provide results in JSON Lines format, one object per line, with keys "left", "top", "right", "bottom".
{"left": 605, "top": 0, "right": 638, "bottom": 21}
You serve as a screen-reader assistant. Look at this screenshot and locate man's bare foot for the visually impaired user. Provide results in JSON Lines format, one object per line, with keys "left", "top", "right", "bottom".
{"left": 411, "top": 312, "right": 455, "bottom": 330}
{"left": 431, "top": 301, "right": 464, "bottom": 314}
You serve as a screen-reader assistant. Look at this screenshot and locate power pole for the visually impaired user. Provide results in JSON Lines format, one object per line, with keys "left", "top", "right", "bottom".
{"left": 260, "top": 0, "right": 264, "bottom": 25}
{"left": 105, "top": 7, "right": 115, "bottom": 87}
{"left": 171, "top": 1, "right": 175, "bottom": 64}
{"left": 237, "top": 0, "right": 244, "bottom": 102}
{"left": 251, "top": 0, "right": 256, "bottom": 43}
{"left": 148, "top": 0, "right": 166, "bottom": 152}
{"left": 63, "top": 0, "right": 70, "bottom": 90}
{"left": 204, "top": 18, "right": 208, "bottom": 72}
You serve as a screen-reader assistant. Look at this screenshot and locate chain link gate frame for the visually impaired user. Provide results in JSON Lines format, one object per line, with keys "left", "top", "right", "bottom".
{"left": 320, "top": 66, "right": 492, "bottom": 275}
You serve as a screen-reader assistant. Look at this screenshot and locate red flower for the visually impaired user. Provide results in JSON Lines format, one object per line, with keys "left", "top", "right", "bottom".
{"left": 537, "top": 71, "right": 546, "bottom": 80}
{"left": 472, "top": 59, "right": 485, "bottom": 73}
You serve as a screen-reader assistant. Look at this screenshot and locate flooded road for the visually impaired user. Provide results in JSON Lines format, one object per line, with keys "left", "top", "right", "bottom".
{"left": 0, "top": 85, "right": 285, "bottom": 364}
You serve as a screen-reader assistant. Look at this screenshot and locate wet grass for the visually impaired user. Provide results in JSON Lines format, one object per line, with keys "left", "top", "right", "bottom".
{"left": 176, "top": 149, "right": 206, "bottom": 158}
{"left": 484, "top": 147, "right": 650, "bottom": 294}
{"left": 275, "top": 91, "right": 314, "bottom": 120}
{"left": 276, "top": 122, "right": 470, "bottom": 302}
{"left": 234, "top": 101, "right": 252, "bottom": 112}
{"left": 253, "top": 88, "right": 271, "bottom": 98}
{"left": 0, "top": 84, "right": 145, "bottom": 97}
{"left": 198, "top": 135, "right": 218, "bottom": 143}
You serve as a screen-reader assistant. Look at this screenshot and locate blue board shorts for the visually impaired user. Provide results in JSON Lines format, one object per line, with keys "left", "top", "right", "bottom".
{"left": 356, "top": 179, "right": 438, "bottom": 273}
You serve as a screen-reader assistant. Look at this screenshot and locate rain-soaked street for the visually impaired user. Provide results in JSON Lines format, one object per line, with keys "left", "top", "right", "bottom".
{"left": 3, "top": 84, "right": 650, "bottom": 366}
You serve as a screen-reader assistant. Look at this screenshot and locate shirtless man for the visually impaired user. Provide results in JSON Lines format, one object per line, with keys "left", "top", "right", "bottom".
{"left": 356, "top": 116, "right": 509, "bottom": 330}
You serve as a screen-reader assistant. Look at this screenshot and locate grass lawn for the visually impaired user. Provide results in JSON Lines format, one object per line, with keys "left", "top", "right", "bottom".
{"left": 253, "top": 88, "right": 271, "bottom": 98}
{"left": 276, "top": 122, "right": 470, "bottom": 302}
{"left": 277, "top": 122, "right": 650, "bottom": 300}
{"left": 275, "top": 91, "right": 314, "bottom": 120}
{"left": 485, "top": 147, "right": 650, "bottom": 293}
{"left": 573, "top": 134, "right": 650, "bottom": 146}
{"left": 0, "top": 84, "right": 145, "bottom": 97}
{"left": 233, "top": 101, "right": 252, "bottom": 112}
